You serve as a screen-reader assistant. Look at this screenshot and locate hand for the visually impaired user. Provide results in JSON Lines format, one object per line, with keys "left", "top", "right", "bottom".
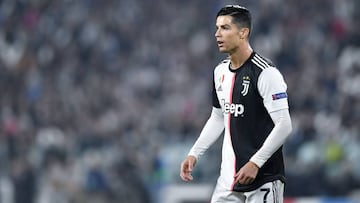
{"left": 234, "top": 161, "right": 259, "bottom": 185}
{"left": 180, "top": 155, "right": 197, "bottom": 182}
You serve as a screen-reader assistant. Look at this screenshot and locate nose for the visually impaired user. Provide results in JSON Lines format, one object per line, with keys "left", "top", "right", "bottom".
{"left": 215, "top": 29, "right": 220, "bottom": 38}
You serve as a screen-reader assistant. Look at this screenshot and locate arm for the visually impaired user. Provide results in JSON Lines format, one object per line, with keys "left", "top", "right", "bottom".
{"left": 180, "top": 107, "right": 224, "bottom": 181}
{"left": 235, "top": 67, "right": 292, "bottom": 184}
{"left": 234, "top": 109, "right": 292, "bottom": 184}
{"left": 250, "top": 108, "right": 292, "bottom": 167}
{"left": 252, "top": 67, "right": 292, "bottom": 167}
{"left": 188, "top": 107, "right": 224, "bottom": 160}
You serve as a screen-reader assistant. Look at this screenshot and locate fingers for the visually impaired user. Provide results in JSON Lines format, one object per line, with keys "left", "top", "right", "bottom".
{"left": 236, "top": 175, "right": 254, "bottom": 184}
{"left": 188, "top": 159, "right": 193, "bottom": 172}
{"left": 234, "top": 172, "right": 254, "bottom": 184}
{"left": 234, "top": 170, "right": 256, "bottom": 185}
{"left": 234, "top": 171, "right": 244, "bottom": 184}
{"left": 181, "top": 172, "right": 193, "bottom": 181}
{"left": 180, "top": 156, "right": 197, "bottom": 182}
{"left": 234, "top": 161, "right": 259, "bottom": 185}
{"left": 180, "top": 159, "right": 194, "bottom": 181}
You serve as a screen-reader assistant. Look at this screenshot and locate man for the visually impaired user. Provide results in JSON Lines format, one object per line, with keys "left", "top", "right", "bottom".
{"left": 180, "top": 5, "right": 292, "bottom": 203}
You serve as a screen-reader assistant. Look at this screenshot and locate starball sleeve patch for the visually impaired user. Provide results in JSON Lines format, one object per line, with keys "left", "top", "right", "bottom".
{"left": 272, "top": 92, "right": 287, "bottom": 100}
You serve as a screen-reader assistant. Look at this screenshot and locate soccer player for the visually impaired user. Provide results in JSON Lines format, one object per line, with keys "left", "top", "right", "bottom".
{"left": 180, "top": 5, "right": 292, "bottom": 203}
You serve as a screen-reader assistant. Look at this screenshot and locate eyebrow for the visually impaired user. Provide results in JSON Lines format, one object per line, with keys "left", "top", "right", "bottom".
{"left": 216, "top": 23, "right": 232, "bottom": 28}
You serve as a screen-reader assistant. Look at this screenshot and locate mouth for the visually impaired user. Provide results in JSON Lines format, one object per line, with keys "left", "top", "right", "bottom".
{"left": 217, "top": 41, "right": 224, "bottom": 47}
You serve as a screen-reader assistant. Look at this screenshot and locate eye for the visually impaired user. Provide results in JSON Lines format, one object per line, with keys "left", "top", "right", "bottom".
{"left": 222, "top": 25, "right": 230, "bottom": 30}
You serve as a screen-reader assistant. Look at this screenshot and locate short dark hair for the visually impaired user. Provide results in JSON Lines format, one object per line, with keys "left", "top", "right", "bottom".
{"left": 216, "top": 5, "right": 252, "bottom": 34}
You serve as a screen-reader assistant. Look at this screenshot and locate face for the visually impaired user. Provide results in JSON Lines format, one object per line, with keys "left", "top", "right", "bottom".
{"left": 215, "top": 15, "right": 246, "bottom": 54}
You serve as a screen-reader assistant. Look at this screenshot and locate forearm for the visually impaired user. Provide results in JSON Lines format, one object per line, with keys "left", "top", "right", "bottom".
{"left": 188, "top": 107, "right": 224, "bottom": 160}
{"left": 250, "top": 109, "right": 292, "bottom": 168}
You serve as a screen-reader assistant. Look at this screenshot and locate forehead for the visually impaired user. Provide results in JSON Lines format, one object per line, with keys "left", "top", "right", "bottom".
{"left": 216, "top": 15, "right": 235, "bottom": 26}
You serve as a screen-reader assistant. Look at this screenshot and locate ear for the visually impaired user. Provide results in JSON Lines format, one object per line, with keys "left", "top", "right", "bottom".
{"left": 239, "top": 28, "right": 250, "bottom": 39}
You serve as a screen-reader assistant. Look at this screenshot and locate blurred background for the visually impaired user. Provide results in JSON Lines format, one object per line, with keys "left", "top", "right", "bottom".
{"left": 0, "top": 0, "right": 359, "bottom": 202}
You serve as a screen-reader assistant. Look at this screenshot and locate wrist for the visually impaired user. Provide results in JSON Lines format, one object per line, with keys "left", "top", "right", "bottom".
{"left": 250, "top": 156, "right": 264, "bottom": 168}
{"left": 188, "top": 155, "right": 197, "bottom": 164}
{"left": 249, "top": 160, "right": 260, "bottom": 169}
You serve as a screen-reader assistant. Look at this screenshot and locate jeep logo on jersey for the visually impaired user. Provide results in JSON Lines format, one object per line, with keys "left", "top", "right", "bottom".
{"left": 221, "top": 99, "right": 244, "bottom": 117}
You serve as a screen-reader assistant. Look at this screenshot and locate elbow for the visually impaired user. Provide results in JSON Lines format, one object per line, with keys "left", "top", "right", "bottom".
{"left": 277, "top": 116, "right": 292, "bottom": 137}
{"left": 279, "top": 111, "right": 292, "bottom": 136}
{"left": 285, "top": 119, "right": 293, "bottom": 136}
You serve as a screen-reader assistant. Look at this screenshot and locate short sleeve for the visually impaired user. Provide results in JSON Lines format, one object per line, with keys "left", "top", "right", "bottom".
{"left": 258, "top": 67, "right": 289, "bottom": 113}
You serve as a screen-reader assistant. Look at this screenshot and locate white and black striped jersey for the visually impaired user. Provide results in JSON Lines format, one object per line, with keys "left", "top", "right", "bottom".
{"left": 212, "top": 52, "right": 289, "bottom": 192}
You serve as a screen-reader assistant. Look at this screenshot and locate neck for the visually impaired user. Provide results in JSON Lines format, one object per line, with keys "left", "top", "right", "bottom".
{"left": 229, "top": 43, "right": 253, "bottom": 69}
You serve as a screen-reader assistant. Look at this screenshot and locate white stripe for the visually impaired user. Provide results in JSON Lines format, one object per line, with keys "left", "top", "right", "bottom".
{"left": 251, "top": 59, "right": 266, "bottom": 70}
{"left": 254, "top": 54, "right": 269, "bottom": 65}
{"left": 253, "top": 57, "right": 268, "bottom": 69}
{"left": 272, "top": 181, "right": 277, "bottom": 203}
{"left": 255, "top": 54, "right": 274, "bottom": 68}
{"left": 254, "top": 55, "right": 271, "bottom": 69}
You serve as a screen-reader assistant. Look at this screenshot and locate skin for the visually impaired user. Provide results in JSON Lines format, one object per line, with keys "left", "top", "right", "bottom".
{"left": 180, "top": 15, "right": 259, "bottom": 185}
{"left": 215, "top": 15, "right": 253, "bottom": 68}
{"left": 180, "top": 155, "right": 196, "bottom": 182}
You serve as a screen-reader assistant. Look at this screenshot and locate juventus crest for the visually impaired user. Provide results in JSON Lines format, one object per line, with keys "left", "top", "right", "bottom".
{"left": 241, "top": 76, "right": 250, "bottom": 96}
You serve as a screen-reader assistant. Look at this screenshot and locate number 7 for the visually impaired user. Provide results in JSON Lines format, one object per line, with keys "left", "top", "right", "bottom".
{"left": 260, "top": 188, "right": 270, "bottom": 203}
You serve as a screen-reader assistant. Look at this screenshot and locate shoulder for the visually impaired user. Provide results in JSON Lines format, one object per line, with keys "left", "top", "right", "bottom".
{"left": 249, "top": 52, "right": 286, "bottom": 85}
{"left": 216, "top": 57, "right": 230, "bottom": 68}
{"left": 258, "top": 67, "right": 287, "bottom": 89}
{"left": 214, "top": 57, "right": 230, "bottom": 74}
{"left": 250, "top": 52, "right": 276, "bottom": 71}
{"left": 260, "top": 67, "right": 284, "bottom": 80}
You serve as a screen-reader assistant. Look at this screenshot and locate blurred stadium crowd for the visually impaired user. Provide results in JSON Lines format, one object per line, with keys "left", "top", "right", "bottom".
{"left": 0, "top": 0, "right": 359, "bottom": 202}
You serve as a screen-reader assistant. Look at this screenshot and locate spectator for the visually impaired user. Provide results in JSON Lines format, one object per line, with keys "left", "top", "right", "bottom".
{"left": 0, "top": 0, "right": 359, "bottom": 201}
